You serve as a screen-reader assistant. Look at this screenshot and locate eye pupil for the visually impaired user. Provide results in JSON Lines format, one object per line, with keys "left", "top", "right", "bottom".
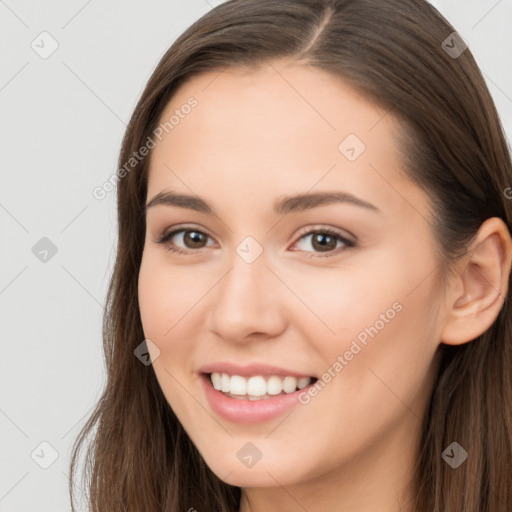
{"left": 184, "top": 231, "right": 206, "bottom": 248}
{"left": 312, "top": 233, "right": 336, "bottom": 252}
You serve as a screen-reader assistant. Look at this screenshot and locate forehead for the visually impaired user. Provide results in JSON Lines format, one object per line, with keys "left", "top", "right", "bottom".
{"left": 146, "top": 61, "right": 424, "bottom": 220}
{"left": 153, "top": 61, "right": 393, "bottom": 155}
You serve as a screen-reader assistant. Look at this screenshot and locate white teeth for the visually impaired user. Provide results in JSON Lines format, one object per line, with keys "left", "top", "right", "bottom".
{"left": 266, "top": 376, "right": 283, "bottom": 395}
{"left": 230, "top": 375, "right": 246, "bottom": 396}
{"left": 297, "top": 377, "right": 310, "bottom": 389}
{"left": 247, "top": 376, "right": 266, "bottom": 396}
{"left": 209, "top": 372, "right": 314, "bottom": 398}
{"left": 221, "top": 373, "right": 230, "bottom": 392}
{"left": 211, "top": 372, "right": 222, "bottom": 390}
{"left": 282, "top": 376, "right": 297, "bottom": 393}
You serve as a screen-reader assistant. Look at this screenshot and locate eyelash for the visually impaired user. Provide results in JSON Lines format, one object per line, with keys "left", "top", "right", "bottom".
{"left": 155, "top": 225, "right": 356, "bottom": 258}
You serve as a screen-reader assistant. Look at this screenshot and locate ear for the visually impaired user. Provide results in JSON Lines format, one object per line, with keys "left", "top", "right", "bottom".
{"left": 441, "top": 217, "right": 512, "bottom": 345}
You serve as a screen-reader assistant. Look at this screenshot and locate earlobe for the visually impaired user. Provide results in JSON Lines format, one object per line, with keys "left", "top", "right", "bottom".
{"left": 441, "top": 217, "right": 512, "bottom": 346}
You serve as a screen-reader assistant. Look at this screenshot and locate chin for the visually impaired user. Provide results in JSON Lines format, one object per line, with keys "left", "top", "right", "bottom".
{"left": 198, "top": 447, "right": 312, "bottom": 488}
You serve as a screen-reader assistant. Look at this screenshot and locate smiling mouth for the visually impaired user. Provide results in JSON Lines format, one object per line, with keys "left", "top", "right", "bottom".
{"left": 205, "top": 372, "right": 318, "bottom": 400}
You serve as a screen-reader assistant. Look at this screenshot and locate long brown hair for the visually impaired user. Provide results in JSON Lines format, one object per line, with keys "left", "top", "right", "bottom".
{"left": 69, "top": 0, "right": 512, "bottom": 510}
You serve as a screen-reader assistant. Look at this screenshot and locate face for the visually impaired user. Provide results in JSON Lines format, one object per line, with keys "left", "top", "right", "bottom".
{"left": 138, "top": 60, "right": 444, "bottom": 491}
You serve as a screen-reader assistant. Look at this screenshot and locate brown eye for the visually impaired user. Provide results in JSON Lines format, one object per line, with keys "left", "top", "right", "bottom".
{"left": 156, "top": 228, "right": 215, "bottom": 254}
{"left": 182, "top": 230, "right": 208, "bottom": 249}
{"left": 292, "top": 228, "right": 355, "bottom": 258}
{"left": 310, "top": 233, "right": 338, "bottom": 252}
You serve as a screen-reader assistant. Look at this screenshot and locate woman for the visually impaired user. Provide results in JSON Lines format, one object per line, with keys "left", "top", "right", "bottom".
{"left": 69, "top": 0, "right": 512, "bottom": 510}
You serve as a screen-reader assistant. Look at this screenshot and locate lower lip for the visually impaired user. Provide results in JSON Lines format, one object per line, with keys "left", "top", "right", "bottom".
{"left": 201, "top": 374, "right": 315, "bottom": 424}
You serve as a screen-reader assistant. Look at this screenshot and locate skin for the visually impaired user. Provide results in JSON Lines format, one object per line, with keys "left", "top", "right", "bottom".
{"left": 137, "top": 60, "right": 512, "bottom": 511}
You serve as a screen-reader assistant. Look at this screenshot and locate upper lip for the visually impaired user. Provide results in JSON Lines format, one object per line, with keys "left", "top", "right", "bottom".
{"left": 198, "top": 361, "right": 316, "bottom": 379}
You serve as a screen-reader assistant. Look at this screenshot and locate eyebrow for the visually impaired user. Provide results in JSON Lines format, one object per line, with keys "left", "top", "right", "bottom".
{"left": 145, "top": 190, "right": 380, "bottom": 215}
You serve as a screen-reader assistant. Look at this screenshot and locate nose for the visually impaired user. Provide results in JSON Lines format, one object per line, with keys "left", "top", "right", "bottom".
{"left": 206, "top": 246, "right": 287, "bottom": 344}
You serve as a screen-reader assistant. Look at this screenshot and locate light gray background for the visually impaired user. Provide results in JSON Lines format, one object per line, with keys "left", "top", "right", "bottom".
{"left": 1, "top": 1, "right": 511, "bottom": 510}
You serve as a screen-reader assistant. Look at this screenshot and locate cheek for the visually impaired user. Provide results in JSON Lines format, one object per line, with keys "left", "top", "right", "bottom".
{"left": 289, "top": 274, "right": 439, "bottom": 477}
{"left": 305, "top": 245, "right": 440, "bottom": 401}
{"left": 279, "top": 260, "right": 403, "bottom": 353}
{"left": 137, "top": 252, "right": 223, "bottom": 401}
{"left": 138, "top": 257, "right": 204, "bottom": 420}
{"left": 314, "top": 268, "right": 439, "bottom": 439}
{"left": 138, "top": 252, "right": 205, "bottom": 340}
{"left": 138, "top": 255, "right": 194, "bottom": 384}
